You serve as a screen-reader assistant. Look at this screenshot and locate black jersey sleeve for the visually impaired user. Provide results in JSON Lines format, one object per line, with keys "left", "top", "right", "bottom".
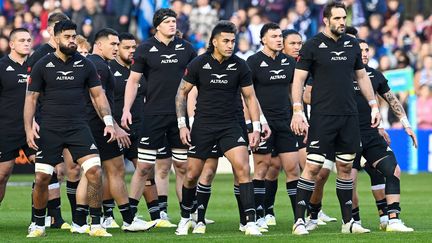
{"left": 130, "top": 44, "right": 147, "bottom": 73}
{"left": 246, "top": 55, "right": 257, "bottom": 83}
{"left": 376, "top": 71, "right": 391, "bottom": 96}
{"left": 86, "top": 61, "right": 102, "bottom": 88}
{"left": 353, "top": 42, "right": 365, "bottom": 71}
{"left": 296, "top": 41, "right": 314, "bottom": 71}
{"left": 239, "top": 60, "right": 253, "bottom": 87}
{"left": 182, "top": 58, "right": 199, "bottom": 85}
{"left": 28, "top": 61, "right": 45, "bottom": 93}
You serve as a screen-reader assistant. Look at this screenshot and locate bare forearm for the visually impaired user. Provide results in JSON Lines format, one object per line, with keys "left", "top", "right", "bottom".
{"left": 175, "top": 92, "right": 187, "bottom": 118}
{"left": 358, "top": 76, "right": 376, "bottom": 102}
{"left": 23, "top": 95, "right": 37, "bottom": 131}
{"left": 94, "top": 94, "right": 112, "bottom": 117}
{"left": 244, "top": 95, "right": 259, "bottom": 121}
{"left": 123, "top": 79, "right": 138, "bottom": 113}
{"left": 383, "top": 91, "right": 407, "bottom": 119}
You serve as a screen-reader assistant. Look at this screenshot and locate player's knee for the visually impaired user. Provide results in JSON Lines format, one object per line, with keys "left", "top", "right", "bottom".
{"left": 306, "top": 153, "right": 326, "bottom": 167}
{"left": 34, "top": 172, "right": 52, "bottom": 187}
{"left": 67, "top": 163, "right": 81, "bottom": 180}
{"left": 137, "top": 148, "right": 157, "bottom": 164}
{"left": 200, "top": 170, "right": 216, "bottom": 184}
{"left": 336, "top": 153, "right": 356, "bottom": 164}
{"left": 172, "top": 148, "right": 188, "bottom": 163}
{"left": 82, "top": 157, "right": 102, "bottom": 177}
{"left": 375, "top": 155, "right": 400, "bottom": 194}
{"left": 185, "top": 170, "right": 199, "bottom": 185}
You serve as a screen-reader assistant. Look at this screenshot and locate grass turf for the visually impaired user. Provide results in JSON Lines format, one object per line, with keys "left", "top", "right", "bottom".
{"left": 1, "top": 172, "right": 431, "bottom": 242}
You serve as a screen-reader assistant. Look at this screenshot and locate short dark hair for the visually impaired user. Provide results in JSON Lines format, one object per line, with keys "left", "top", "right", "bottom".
{"left": 94, "top": 28, "right": 119, "bottom": 43}
{"left": 345, "top": 26, "right": 358, "bottom": 37}
{"left": 323, "top": 1, "right": 346, "bottom": 19}
{"left": 54, "top": 20, "right": 77, "bottom": 36}
{"left": 282, "top": 29, "right": 301, "bottom": 40}
{"left": 48, "top": 12, "right": 70, "bottom": 26}
{"left": 119, "top": 32, "right": 135, "bottom": 42}
{"left": 9, "top": 28, "right": 30, "bottom": 40}
{"left": 153, "top": 8, "right": 177, "bottom": 28}
{"left": 260, "top": 22, "right": 280, "bottom": 39}
{"left": 207, "top": 21, "right": 237, "bottom": 53}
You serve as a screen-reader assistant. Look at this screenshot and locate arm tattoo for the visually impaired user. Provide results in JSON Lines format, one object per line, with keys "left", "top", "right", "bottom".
{"left": 87, "top": 177, "right": 102, "bottom": 208}
{"left": 383, "top": 91, "right": 407, "bottom": 118}
{"left": 175, "top": 80, "right": 189, "bottom": 118}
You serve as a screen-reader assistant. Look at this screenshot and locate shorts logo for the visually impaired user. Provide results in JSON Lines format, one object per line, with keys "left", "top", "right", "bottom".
{"left": 260, "top": 61, "right": 268, "bottom": 67}
{"left": 237, "top": 137, "right": 246, "bottom": 143}
{"left": 6, "top": 66, "right": 15, "bottom": 71}
{"left": 114, "top": 71, "right": 122, "bottom": 77}
{"left": 45, "top": 62, "right": 55, "bottom": 68}
{"left": 73, "top": 60, "right": 84, "bottom": 67}
{"left": 90, "top": 144, "right": 97, "bottom": 150}
{"left": 310, "top": 140, "right": 320, "bottom": 149}
{"left": 295, "top": 142, "right": 299, "bottom": 148}
{"left": 149, "top": 46, "right": 158, "bottom": 52}
{"left": 189, "top": 146, "right": 196, "bottom": 150}
{"left": 226, "top": 63, "right": 237, "bottom": 71}
{"left": 140, "top": 137, "right": 150, "bottom": 145}
{"left": 310, "top": 141, "right": 319, "bottom": 146}
{"left": 318, "top": 42, "right": 328, "bottom": 48}
{"left": 202, "top": 63, "right": 212, "bottom": 69}
{"left": 175, "top": 44, "right": 185, "bottom": 50}
{"left": 158, "top": 147, "right": 166, "bottom": 153}
{"left": 36, "top": 151, "right": 43, "bottom": 158}
{"left": 188, "top": 145, "right": 196, "bottom": 154}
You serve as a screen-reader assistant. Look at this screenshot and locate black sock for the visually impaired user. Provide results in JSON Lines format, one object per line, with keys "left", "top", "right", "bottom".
{"left": 180, "top": 186, "right": 196, "bottom": 218}
{"left": 286, "top": 180, "right": 298, "bottom": 217}
{"left": 234, "top": 185, "right": 246, "bottom": 225}
{"left": 240, "top": 182, "right": 256, "bottom": 223}
{"left": 387, "top": 202, "right": 400, "bottom": 220}
{"left": 89, "top": 207, "right": 102, "bottom": 225}
{"left": 66, "top": 180, "right": 79, "bottom": 222}
{"left": 118, "top": 203, "right": 134, "bottom": 224}
{"left": 158, "top": 195, "right": 168, "bottom": 213}
{"left": 376, "top": 199, "right": 388, "bottom": 217}
{"left": 129, "top": 197, "right": 139, "bottom": 216}
{"left": 252, "top": 179, "right": 265, "bottom": 219}
{"left": 264, "top": 179, "right": 277, "bottom": 216}
{"left": 191, "top": 198, "right": 198, "bottom": 214}
{"left": 309, "top": 202, "right": 321, "bottom": 220}
{"left": 146, "top": 200, "right": 161, "bottom": 220}
{"left": 47, "top": 197, "right": 64, "bottom": 225}
{"left": 295, "top": 177, "right": 315, "bottom": 221}
{"left": 352, "top": 207, "right": 361, "bottom": 221}
{"left": 34, "top": 208, "right": 46, "bottom": 227}
{"left": 196, "top": 183, "right": 212, "bottom": 223}
{"left": 75, "top": 204, "right": 89, "bottom": 226}
{"left": 31, "top": 182, "right": 35, "bottom": 223}
{"left": 102, "top": 199, "right": 115, "bottom": 218}
{"left": 336, "top": 178, "right": 353, "bottom": 224}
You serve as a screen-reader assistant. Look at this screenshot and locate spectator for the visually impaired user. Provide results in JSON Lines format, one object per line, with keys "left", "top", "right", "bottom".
{"left": 368, "top": 13, "right": 383, "bottom": 47}
{"left": 235, "top": 37, "right": 254, "bottom": 60}
{"left": 415, "top": 55, "right": 432, "bottom": 89}
{"left": 360, "top": 0, "right": 387, "bottom": 19}
{"left": 292, "top": 0, "right": 317, "bottom": 40}
{"left": 76, "top": 34, "right": 91, "bottom": 56}
{"left": 74, "top": 0, "right": 107, "bottom": 43}
{"left": 417, "top": 84, "right": 432, "bottom": 129}
{"left": 100, "top": 0, "right": 132, "bottom": 33}
{"left": 384, "top": 0, "right": 404, "bottom": 26}
{"left": 171, "top": 0, "right": 190, "bottom": 39}
{"left": 188, "top": 0, "right": 219, "bottom": 49}
{"left": 0, "top": 35, "right": 9, "bottom": 58}
{"left": 343, "top": 0, "right": 365, "bottom": 27}
{"left": 246, "top": 14, "right": 264, "bottom": 51}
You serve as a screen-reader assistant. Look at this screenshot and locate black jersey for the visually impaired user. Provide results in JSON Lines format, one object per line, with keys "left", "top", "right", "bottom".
{"left": 86, "top": 54, "right": 116, "bottom": 121}
{"left": 0, "top": 56, "right": 30, "bottom": 143}
{"left": 247, "top": 51, "right": 295, "bottom": 120}
{"left": 131, "top": 36, "right": 196, "bottom": 115}
{"left": 27, "top": 43, "right": 56, "bottom": 67}
{"left": 354, "top": 65, "right": 390, "bottom": 134}
{"left": 183, "top": 53, "right": 252, "bottom": 123}
{"left": 296, "top": 33, "right": 364, "bottom": 115}
{"left": 28, "top": 53, "right": 101, "bottom": 127}
{"left": 110, "top": 59, "right": 146, "bottom": 129}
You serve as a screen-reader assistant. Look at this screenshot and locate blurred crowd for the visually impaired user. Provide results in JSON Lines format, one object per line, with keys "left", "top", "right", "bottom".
{"left": 0, "top": 0, "right": 431, "bottom": 129}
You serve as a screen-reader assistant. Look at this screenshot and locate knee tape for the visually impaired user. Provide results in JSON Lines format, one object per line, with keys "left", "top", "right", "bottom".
{"left": 322, "top": 159, "right": 334, "bottom": 170}
{"left": 48, "top": 174, "right": 60, "bottom": 190}
{"left": 81, "top": 157, "right": 101, "bottom": 174}
{"left": 146, "top": 178, "right": 156, "bottom": 186}
{"left": 137, "top": 148, "right": 157, "bottom": 164}
{"left": 306, "top": 153, "right": 326, "bottom": 166}
{"left": 363, "top": 163, "right": 386, "bottom": 187}
{"left": 336, "top": 153, "right": 356, "bottom": 163}
{"left": 172, "top": 148, "right": 188, "bottom": 163}
{"left": 375, "top": 155, "right": 400, "bottom": 194}
{"left": 35, "top": 163, "right": 55, "bottom": 175}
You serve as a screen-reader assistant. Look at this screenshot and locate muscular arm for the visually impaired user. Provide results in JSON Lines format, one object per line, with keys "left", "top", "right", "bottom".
{"left": 292, "top": 69, "right": 309, "bottom": 108}
{"left": 89, "top": 86, "right": 112, "bottom": 118}
{"left": 23, "top": 91, "right": 40, "bottom": 132}
{"left": 176, "top": 79, "right": 194, "bottom": 119}
{"left": 187, "top": 86, "right": 198, "bottom": 118}
{"left": 381, "top": 90, "right": 407, "bottom": 119}
{"left": 303, "top": 85, "right": 312, "bottom": 105}
{"left": 356, "top": 68, "right": 376, "bottom": 102}
{"left": 241, "top": 85, "right": 260, "bottom": 122}
{"left": 123, "top": 71, "right": 142, "bottom": 113}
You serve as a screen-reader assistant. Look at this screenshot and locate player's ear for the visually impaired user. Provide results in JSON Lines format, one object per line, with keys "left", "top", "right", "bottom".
{"left": 323, "top": 17, "right": 329, "bottom": 26}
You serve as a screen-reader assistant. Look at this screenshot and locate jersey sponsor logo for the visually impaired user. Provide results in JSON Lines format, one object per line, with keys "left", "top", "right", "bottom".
{"left": 202, "top": 63, "right": 212, "bottom": 69}
{"left": 160, "top": 54, "right": 178, "bottom": 63}
{"left": 45, "top": 62, "right": 55, "bottom": 68}
{"left": 260, "top": 61, "right": 268, "bottom": 67}
{"left": 175, "top": 43, "right": 185, "bottom": 50}
{"left": 56, "top": 71, "right": 74, "bottom": 80}
{"left": 237, "top": 136, "right": 246, "bottom": 143}
{"left": 344, "top": 40, "right": 353, "bottom": 47}
{"left": 90, "top": 144, "right": 98, "bottom": 150}
{"left": 6, "top": 65, "right": 15, "bottom": 71}
{"left": 226, "top": 63, "right": 237, "bottom": 70}
{"left": 149, "top": 46, "right": 158, "bottom": 52}
{"left": 210, "top": 73, "right": 228, "bottom": 84}
{"left": 73, "top": 59, "right": 84, "bottom": 67}
{"left": 114, "top": 71, "right": 122, "bottom": 77}
{"left": 318, "top": 42, "right": 328, "bottom": 48}
{"left": 281, "top": 58, "right": 290, "bottom": 65}
{"left": 269, "top": 69, "right": 286, "bottom": 80}
{"left": 17, "top": 74, "right": 29, "bottom": 83}
{"left": 330, "top": 51, "right": 347, "bottom": 61}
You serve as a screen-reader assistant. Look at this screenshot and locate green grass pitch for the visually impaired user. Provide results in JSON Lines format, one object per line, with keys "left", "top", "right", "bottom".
{"left": 1, "top": 172, "right": 431, "bottom": 242}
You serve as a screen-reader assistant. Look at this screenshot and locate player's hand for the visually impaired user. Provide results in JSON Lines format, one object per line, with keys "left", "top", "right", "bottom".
{"left": 378, "top": 128, "right": 391, "bottom": 145}
{"left": 121, "top": 110, "right": 132, "bottom": 130}
{"left": 405, "top": 127, "right": 418, "bottom": 148}
{"left": 370, "top": 107, "right": 381, "bottom": 128}
{"left": 104, "top": 125, "right": 116, "bottom": 143}
{"left": 249, "top": 131, "right": 260, "bottom": 150}
{"left": 32, "top": 120, "right": 40, "bottom": 134}
{"left": 114, "top": 124, "right": 131, "bottom": 148}
{"left": 25, "top": 129, "right": 39, "bottom": 150}
{"left": 290, "top": 111, "right": 309, "bottom": 136}
{"left": 261, "top": 123, "right": 271, "bottom": 141}
{"left": 179, "top": 127, "right": 191, "bottom": 146}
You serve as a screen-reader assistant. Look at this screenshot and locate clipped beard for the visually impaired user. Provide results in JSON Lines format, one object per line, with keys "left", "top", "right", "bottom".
{"left": 330, "top": 27, "right": 345, "bottom": 37}
{"left": 59, "top": 45, "right": 77, "bottom": 56}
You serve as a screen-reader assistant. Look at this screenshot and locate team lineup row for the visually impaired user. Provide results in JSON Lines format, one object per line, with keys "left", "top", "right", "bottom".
{"left": 0, "top": 2, "right": 417, "bottom": 238}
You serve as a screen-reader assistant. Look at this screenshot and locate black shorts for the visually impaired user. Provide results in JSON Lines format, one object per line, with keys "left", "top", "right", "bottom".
{"left": 89, "top": 119, "right": 123, "bottom": 161}
{"left": 36, "top": 124, "right": 98, "bottom": 165}
{"left": 296, "top": 135, "right": 307, "bottom": 149}
{"left": 139, "top": 114, "right": 187, "bottom": 150}
{"left": 353, "top": 132, "right": 393, "bottom": 170}
{"left": 307, "top": 114, "right": 360, "bottom": 155}
{"left": 123, "top": 129, "right": 140, "bottom": 161}
{"left": 0, "top": 144, "right": 36, "bottom": 162}
{"left": 188, "top": 121, "right": 248, "bottom": 160}
{"left": 254, "top": 119, "right": 298, "bottom": 155}
{"left": 207, "top": 120, "right": 247, "bottom": 159}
